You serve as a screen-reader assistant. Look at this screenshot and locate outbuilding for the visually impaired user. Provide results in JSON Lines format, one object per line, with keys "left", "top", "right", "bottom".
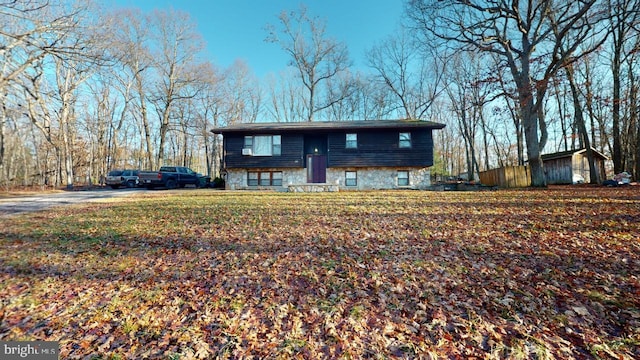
{"left": 541, "top": 148, "right": 608, "bottom": 184}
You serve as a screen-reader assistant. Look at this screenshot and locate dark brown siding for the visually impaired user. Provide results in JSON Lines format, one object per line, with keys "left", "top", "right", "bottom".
{"left": 328, "top": 129, "right": 434, "bottom": 167}
{"left": 223, "top": 129, "right": 436, "bottom": 169}
{"left": 224, "top": 134, "right": 304, "bottom": 169}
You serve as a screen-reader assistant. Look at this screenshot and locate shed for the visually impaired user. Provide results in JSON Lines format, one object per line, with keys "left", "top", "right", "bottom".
{"left": 541, "top": 148, "right": 608, "bottom": 184}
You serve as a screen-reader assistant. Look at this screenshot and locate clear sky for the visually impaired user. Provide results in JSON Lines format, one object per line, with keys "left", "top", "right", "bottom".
{"left": 110, "top": 0, "right": 405, "bottom": 78}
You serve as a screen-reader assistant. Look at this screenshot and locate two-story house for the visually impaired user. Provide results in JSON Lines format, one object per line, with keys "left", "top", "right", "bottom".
{"left": 211, "top": 119, "right": 445, "bottom": 191}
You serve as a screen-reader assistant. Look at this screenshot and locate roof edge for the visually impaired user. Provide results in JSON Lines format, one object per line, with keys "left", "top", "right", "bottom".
{"left": 541, "top": 147, "right": 609, "bottom": 161}
{"left": 211, "top": 119, "right": 446, "bottom": 134}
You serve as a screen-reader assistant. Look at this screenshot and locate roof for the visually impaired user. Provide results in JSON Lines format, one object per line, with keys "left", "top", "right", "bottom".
{"left": 541, "top": 147, "right": 608, "bottom": 161}
{"left": 211, "top": 119, "right": 446, "bottom": 134}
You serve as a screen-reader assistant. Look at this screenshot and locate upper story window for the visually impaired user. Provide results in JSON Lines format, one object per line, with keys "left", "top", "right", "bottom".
{"left": 243, "top": 135, "right": 281, "bottom": 156}
{"left": 399, "top": 132, "right": 412, "bottom": 148}
{"left": 345, "top": 133, "right": 357, "bottom": 149}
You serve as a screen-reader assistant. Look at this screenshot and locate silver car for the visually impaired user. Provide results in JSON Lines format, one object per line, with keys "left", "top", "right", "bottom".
{"left": 105, "top": 169, "right": 139, "bottom": 189}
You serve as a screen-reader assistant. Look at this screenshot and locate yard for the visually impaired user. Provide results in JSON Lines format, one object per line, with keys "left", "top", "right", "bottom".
{"left": 1, "top": 187, "right": 639, "bottom": 359}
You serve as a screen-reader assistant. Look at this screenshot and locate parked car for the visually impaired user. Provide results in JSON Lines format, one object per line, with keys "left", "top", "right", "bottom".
{"left": 138, "top": 166, "right": 205, "bottom": 189}
{"left": 105, "top": 169, "right": 139, "bottom": 189}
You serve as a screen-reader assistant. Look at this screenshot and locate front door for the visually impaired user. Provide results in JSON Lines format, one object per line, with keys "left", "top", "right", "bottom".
{"left": 307, "top": 154, "right": 327, "bottom": 183}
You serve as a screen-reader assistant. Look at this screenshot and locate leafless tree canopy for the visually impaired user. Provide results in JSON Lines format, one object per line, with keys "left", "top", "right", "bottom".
{"left": 1, "top": 0, "right": 639, "bottom": 188}
{"left": 266, "top": 5, "right": 353, "bottom": 121}
{"left": 406, "top": 0, "right": 614, "bottom": 186}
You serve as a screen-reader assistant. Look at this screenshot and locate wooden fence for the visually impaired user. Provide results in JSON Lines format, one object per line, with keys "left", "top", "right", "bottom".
{"left": 479, "top": 166, "right": 531, "bottom": 188}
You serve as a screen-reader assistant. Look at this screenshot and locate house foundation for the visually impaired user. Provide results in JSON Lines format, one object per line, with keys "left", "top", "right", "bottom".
{"left": 224, "top": 167, "right": 431, "bottom": 191}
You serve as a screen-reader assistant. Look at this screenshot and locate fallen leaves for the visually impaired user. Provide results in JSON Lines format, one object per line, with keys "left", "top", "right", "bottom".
{"left": 0, "top": 187, "right": 639, "bottom": 358}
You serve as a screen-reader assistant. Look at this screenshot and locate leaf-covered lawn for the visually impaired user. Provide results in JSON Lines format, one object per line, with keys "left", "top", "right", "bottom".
{"left": 1, "top": 187, "right": 639, "bottom": 359}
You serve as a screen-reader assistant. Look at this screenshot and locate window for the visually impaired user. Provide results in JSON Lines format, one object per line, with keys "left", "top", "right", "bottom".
{"left": 398, "top": 170, "right": 410, "bottom": 186}
{"left": 272, "top": 171, "right": 283, "bottom": 186}
{"left": 272, "top": 135, "right": 281, "bottom": 155}
{"left": 345, "top": 171, "right": 357, "bottom": 186}
{"left": 259, "top": 172, "right": 271, "bottom": 186}
{"left": 244, "top": 136, "right": 253, "bottom": 149}
{"left": 247, "top": 171, "right": 283, "bottom": 186}
{"left": 253, "top": 136, "right": 272, "bottom": 156}
{"left": 399, "top": 132, "right": 412, "bottom": 148}
{"left": 244, "top": 135, "right": 281, "bottom": 156}
{"left": 248, "top": 172, "right": 259, "bottom": 186}
{"left": 345, "top": 133, "right": 357, "bottom": 149}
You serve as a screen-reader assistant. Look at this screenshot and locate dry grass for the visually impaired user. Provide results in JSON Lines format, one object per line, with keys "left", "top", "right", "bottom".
{"left": 1, "top": 187, "right": 639, "bottom": 359}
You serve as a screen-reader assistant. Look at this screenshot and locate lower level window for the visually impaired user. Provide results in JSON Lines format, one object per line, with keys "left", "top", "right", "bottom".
{"left": 345, "top": 171, "right": 357, "bottom": 186}
{"left": 248, "top": 171, "right": 282, "bottom": 186}
{"left": 397, "top": 170, "right": 409, "bottom": 186}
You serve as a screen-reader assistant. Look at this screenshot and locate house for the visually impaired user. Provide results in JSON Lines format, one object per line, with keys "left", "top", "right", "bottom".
{"left": 541, "top": 148, "right": 608, "bottom": 184}
{"left": 211, "top": 119, "right": 446, "bottom": 191}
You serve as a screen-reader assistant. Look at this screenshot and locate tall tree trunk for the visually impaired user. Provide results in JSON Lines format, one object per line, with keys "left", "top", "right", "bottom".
{"left": 157, "top": 106, "right": 171, "bottom": 167}
{"left": 612, "top": 28, "right": 623, "bottom": 173}
{"left": 507, "top": 101, "right": 525, "bottom": 166}
{"left": 519, "top": 80, "right": 546, "bottom": 187}
{"left": 631, "top": 70, "right": 640, "bottom": 180}
{"left": 135, "top": 76, "right": 154, "bottom": 170}
{"left": 0, "top": 100, "right": 5, "bottom": 168}
{"left": 480, "top": 110, "right": 490, "bottom": 171}
{"left": 553, "top": 79, "right": 570, "bottom": 152}
{"left": 514, "top": 47, "right": 546, "bottom": 187}
{"left": 566, "top": 64, "right": 599, "bottom": 184}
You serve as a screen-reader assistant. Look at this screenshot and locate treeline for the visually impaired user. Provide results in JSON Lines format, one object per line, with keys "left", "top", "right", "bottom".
{"left": 1, "top": 1, "right": 638, "bottom": 189}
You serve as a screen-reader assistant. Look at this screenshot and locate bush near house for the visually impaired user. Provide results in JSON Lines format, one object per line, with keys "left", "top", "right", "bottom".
{"left": 1, "top": 188, "right": 638, "bottom": 359}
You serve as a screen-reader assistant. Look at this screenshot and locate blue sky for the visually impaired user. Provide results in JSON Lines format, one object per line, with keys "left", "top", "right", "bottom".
{"left": 110, "top": 1, "right": 405, "bottom": 78}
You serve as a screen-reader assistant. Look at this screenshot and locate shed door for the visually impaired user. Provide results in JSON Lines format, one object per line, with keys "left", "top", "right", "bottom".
{"left": 307, "top": 155, "right": 327, "bottom": 183}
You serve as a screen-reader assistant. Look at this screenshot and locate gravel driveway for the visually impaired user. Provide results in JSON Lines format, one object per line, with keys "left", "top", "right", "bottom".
{"left": 0, "top": 188, "right": 146, "bottom": 218}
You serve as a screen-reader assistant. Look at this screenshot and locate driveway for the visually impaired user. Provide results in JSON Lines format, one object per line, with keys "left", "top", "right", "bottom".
{"left": 0, "top": 188, "right": 148, "bottom": 218}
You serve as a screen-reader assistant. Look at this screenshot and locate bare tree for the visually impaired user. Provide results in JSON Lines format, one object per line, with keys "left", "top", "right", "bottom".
{"left": 566, "top": 62, "right": 600, "bottom": 183}
{"left": 431, "top": 99, "right": 466, "bottom": 178}
{"left": 9, "top": 0, "right": 107, "bottom": 189}
{"left": 445, "top": 52, "right": 496, "bottom": 180}
{"left": 194, "top": 63, "right": 224, "bottom": 177}
{"left": 23, "top": 52, "right": 97, "bottom": 189}
{"left": 266, "top": 69, "right": 306, "bottom": 122}
{"left": 84, "top": 75, "right": 116, "bottom": 183}
{"left": 608, "top": 0, "right": 640, "bottom": 174}
{"left": 408, "top": 0, "right": 609, "bottom": 186}
{"left": 222, "top": 60, "right": 262, "bottom": 124}
{"left": 266, "top": 5, "right": 352, "bottom": 121}
{"left": 0, "top": 0, "right": 91, "bottom": 170}
{"left": 105, "top": 8, "right": 157, "bottom": 170}
{"left": 99, "top": 8, "right": 150, "bottom": 171}
{"left": 367, "top": 27, "right": 447, "bottom": 119}
{"left": 344, "top": 73, "right": 398, "bottom": 120}
{"left": 148, "top": 9, "right": 205, "bottom": 167}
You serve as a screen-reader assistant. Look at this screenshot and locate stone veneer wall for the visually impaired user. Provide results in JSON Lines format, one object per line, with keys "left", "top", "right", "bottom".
{"left": 225, "top": 167, "right": 431, "bottom": 191}
{"left": 328, "top": 167, "right": 432, "bottom": 190}
{"left": 225, "top": 168, "right": 303, "bottom": 191}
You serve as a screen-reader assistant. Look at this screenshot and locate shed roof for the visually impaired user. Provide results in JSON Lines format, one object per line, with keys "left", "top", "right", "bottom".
{"left": 541, "top": 147, "right": 608, "bottom": 161}
{"left": 211, "top": 119, "right": 446, "bottom": 135}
